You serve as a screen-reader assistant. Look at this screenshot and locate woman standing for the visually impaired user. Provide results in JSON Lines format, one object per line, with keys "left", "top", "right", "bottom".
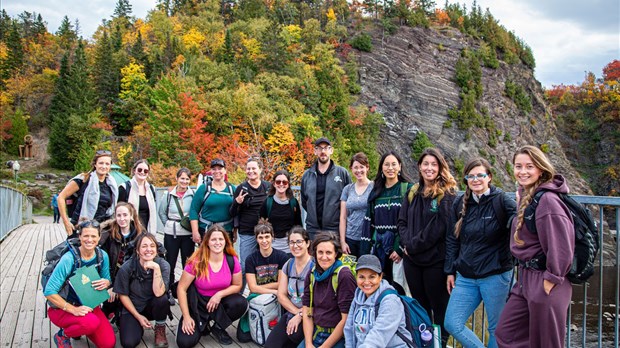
{"left": 115, "top": 233, "right": 171, "bottom": 348}
{"left": 58, "top": 150, "right": 118, "bottom": 238}
{"left": 444, "top": 158, "right": 517, "bottom": 348}
{"left": 230, "top": 157, "right": 270, "bottom": 274}
{"left": 301, "top": 232, "right": 356, "bottom": 348}
{"left": 44, "top": 220, "right": 115, "bottom": 348}
{"left": 339, "top": 152, "right": 373, "bottom": 258}
{"left": 264, "top": 226, "right": 313, "bottom": 348}
{"left": 189, "top": 159, "right": 235, "bottom": 243}
{"left": 176, "top": 225, "right": 248, "bottom": 347}
{"left": 259, "top": 170, "right": 302, "bottom": 253}
{"left": 118, "top": 159, "right": 158, "bottom": 234}
{"left": 361, "top": 151, "right": 411, "bottom": 291}
{"left": 99, "top": 202, "right": 146, "bottom": 317}
{"left": 495, "top": 145, "right": 574, "bottom": 348}
{"left": 398, "top": 148, "right": 457, "bottom": 346}
{"left": 159, "top": 168, "right": 195, "bottom": 286}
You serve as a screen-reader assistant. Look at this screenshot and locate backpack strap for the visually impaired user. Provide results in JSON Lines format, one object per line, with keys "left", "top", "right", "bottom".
{"left": 266, "top": 196, "right": 274, "bottom": 217}
{"left": 225, "top": 253, "right": 234, "bottom": 277}
{"left": 374, "top": 288, "right": 417, "bottom": 348}
{"left": 524, "top": 190, "right": 547, "bottom": 234}
{"left": 124, "top": 180, "right": 132, "bottom": 197}
{"left": 407, "top": 183, "right": 419, "bottom": 204}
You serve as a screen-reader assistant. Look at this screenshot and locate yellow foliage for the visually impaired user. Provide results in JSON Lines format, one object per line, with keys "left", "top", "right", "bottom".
{"left": 122, "top": 31, "right": 137, "bottom": 47}
{"left": 264, "top": 123, "right": 296, "bottom": 152}
{"left": 207, "top": 31, "right": 226, "bottom": 55}
{"left": 281, "top": 25, "right": 302, "bottom": 45}
{"left": 239, "top": 35, "right": 265, "bottom": 62}
{"left": 0, "top": 42, "right": 8, "bottom": 60}
{"left": 326, "top": 8, "right": 337, "bottom": 22}
{"left": 172, "top": 55, "right": 186, "bottom": 69}
{"left": 120, "top": 63, "right": 147, "bottom": 100}
{"left": 182, "top": 28, "right": 206, "bottom": 51}
{"left": 116, "top": 144, "right": 133, "bottom": 171}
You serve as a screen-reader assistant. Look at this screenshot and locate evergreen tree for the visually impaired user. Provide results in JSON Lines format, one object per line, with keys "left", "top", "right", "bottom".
{"left": 47, "top": 52, "right": 71, "bottom": 123}
{"left": 57, "top": 16, "right": 77, "bottom": 49}
{"left": 114, "top": 0, "right": 133, "bottom": 18}
{"left": 48, "top": 40, "right": 100, "bottom": 169}
{"left": 0, "top": 22, "right": 24, "bottom": 86}
{"left": 0, "top": 10, "right": 11, "bottom": 41}
{"left": 93, "top": 31, "right": 120, "bottom": 109}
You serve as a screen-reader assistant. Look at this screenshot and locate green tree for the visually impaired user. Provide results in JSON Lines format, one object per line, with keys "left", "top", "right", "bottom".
{"left": 2, "top": 108, "right": 29, "bottom": 155}
{"left": 114, "top": 0, "right": 133, "bottom": 18}
{"left": 93, "top": 31, "right": 120, "bottom": 109}
{"left": 0, "top": 22, "right": 24, "bottom": 85}
{"left": 56, "top": 16, "right": 77, "bottom": 50}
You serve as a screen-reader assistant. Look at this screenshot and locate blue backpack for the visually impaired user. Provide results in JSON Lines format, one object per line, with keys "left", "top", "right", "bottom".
{"left": 375, "top": 289, "right": 433, "bottom": 348}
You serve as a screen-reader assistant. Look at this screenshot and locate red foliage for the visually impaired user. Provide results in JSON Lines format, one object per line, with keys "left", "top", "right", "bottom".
{"left": 603, "top": 60, "right": 620, "bottom": 82}
{"left": 177, "top": 92, "right": 217, "bottom": 166}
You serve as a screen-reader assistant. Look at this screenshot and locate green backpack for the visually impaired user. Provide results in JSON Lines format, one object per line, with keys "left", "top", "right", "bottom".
{"left": 307, "top": 254, "right": 357, "bottom": 316}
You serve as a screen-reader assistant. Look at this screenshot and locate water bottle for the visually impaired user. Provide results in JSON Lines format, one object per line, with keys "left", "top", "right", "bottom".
{"left": 419, "top": 323, "right": 433, "bottom": 347}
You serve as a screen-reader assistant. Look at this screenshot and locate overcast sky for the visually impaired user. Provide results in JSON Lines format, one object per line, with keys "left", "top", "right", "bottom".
{"left": 4, "top": 0, "right": 619, "bottom": 87}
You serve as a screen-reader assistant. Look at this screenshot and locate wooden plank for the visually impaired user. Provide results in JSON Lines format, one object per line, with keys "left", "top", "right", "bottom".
{"left": 32, "top": 223, "right": 55, "bottom": 347}
{"left": 0, "top": 223, "right": 37, "bottom": 347}
{"left": 13, "top": 223, "right": 45, "bottom": 346}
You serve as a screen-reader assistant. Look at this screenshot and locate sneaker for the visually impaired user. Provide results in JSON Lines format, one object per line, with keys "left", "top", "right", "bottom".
{"left": 212, "top": 323, "right": 233, "bottom": 345}
{"left": 154, "top": 324, "right": 169, "bottom": 348}
{"left": 236, "top": 325, "right": 252, "bottom": 343}
{"left": 53, "top": 331, "right": 72, "bottom": 348}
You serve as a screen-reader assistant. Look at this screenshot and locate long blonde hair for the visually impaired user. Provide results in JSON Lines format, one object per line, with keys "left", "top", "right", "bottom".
{"left": 416, "top": 148, "right": 457, "bottom": 198}
{"left": 454, "top": 158, "right": 492, "bottom": 238}
{"left": 512, "top": 145, "right": 556, "bottom": 246}
{"left": 187, "top": 225, "right": 237, "bottom": 279}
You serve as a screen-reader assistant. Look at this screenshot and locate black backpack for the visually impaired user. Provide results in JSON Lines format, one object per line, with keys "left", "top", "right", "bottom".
{"left": 41, "top": 239, "right": 104, "bottom": 311}
{"left": 524, "top": 190, "right": 599, "bottom": 284}
{"left": 65, "top": 175, "right": 90, "bottom": 221}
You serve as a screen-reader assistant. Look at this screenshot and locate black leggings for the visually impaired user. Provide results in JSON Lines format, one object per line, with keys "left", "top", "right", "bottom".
{"left": 119, "top": 295, "right": 170, "bottom": 348}
{"left": 264, "top": 312, "right": 304, "bottom": 348}
{"left": 403, "top": 256, "right": 450, "bottom": 347}
{"left": 164, "top": 234, "right": 194, "bottom": 285}
{"left": 176, "top": 293, "right": 247, "bottom": 348}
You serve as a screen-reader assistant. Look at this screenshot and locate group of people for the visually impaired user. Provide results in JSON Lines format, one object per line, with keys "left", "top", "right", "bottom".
{"left": 42, "top": 139, "right": 575, "bottom": 348}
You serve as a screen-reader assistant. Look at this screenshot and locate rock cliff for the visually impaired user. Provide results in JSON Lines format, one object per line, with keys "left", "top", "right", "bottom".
{"left": 356, "top": 25, "right": 591, "bottom": 193}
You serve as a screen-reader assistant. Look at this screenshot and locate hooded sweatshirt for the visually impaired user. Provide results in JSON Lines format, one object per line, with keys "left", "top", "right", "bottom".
{"left": 344, "top": 279, "right": 412, "bottom": 348}
{"left": 511, "top": 174, "right": 574, "bottom": 285}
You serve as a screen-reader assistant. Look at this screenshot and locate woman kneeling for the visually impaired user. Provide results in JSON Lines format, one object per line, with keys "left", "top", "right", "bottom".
{"left": 176, "top": 225, "right": 248, "bottom": 347}
{"left": 115, "top": 233, "right": 171, "bottom": 348}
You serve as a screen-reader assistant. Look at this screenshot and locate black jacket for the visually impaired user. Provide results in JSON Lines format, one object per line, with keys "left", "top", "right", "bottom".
{"left": 99, "top": 223, "right": 139, "bottom": 280}
{"left": 444, "top": 186, "right": 517, "bottom": 279}
{"left": 397, "top": 185, "right": 456, "bottom": 267}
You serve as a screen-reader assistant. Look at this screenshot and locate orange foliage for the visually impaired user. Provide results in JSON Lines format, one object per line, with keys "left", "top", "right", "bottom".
{"left": 148, "top": 162, "right": 180, "bottom": 187}
{"left": 435, "top": 9, "right": 451, "bottom": 26}
{"left": 177, "top": 92, "right": 217, "bottom": 166}
{"left": 603, "top": 60, "right": 620, "bottom": 82}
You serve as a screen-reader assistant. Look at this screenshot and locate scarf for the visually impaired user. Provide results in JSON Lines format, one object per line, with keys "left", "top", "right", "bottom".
{"left": 127, "top": 177, "right": 158, "bottom": 234}
{"left": 312, "top": 260, "right": 343, "bottom": 283}
{"left": 78, "top": 172, "right": 118, "bottom": 221}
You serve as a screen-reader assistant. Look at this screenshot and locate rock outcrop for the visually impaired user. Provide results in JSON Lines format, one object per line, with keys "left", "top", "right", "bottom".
{"left": 356, "top": 25, "right": 590, "bottom": 193}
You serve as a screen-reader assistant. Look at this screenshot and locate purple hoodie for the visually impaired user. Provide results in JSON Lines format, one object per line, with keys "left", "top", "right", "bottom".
{"left": 511, "top": 175, "right": 575, "bottom": 285}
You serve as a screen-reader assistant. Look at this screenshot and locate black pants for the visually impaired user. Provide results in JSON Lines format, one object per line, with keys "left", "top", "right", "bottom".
{"left": 119, "top": 295, "right": 170, "bottom": 348}
{"left": 264, "top": 312, "right": 304, "bottom": 348}
{"left": 164, "top": 234, "right": 194, "bottom": 286}
{"left": 176, "top": 293, "right": 247, "bottom": 348}
{"left": 403, "top": 256, "right": 450, "bottom": 347}
{"left": 345, "top": 237, "right": 361, "bottom": 259}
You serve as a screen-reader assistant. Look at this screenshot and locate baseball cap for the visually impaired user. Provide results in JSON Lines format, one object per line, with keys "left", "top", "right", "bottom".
{"left": 314, "top": 137, "right": 332, "bottom": 146}
{"left": 210, "top": 159, "right": 226, "bottom": 168}
{"left": 356, "top": 254, "right": 383, "bottom": 274}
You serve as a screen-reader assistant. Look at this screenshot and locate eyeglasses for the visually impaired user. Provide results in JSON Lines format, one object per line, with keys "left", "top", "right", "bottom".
{"left": 464, "top": 173, "right": 489, "bottom": 181}
{"left": 275, "top": 180, "right": 289, "bottom": 186}
{"left": 77, "top": 220, "right": 100, "bottom": 230}
{"left": 288, "top": 239, "right": 306, "bottom": 246}
{"left": 96, "top": 150, "right": 112, "bottom": 156}
{"left": 137, "top": 168, "right": 149, "bottom": 174}
{"left": 315, "top": 146, "right": 331, "bottom": 152}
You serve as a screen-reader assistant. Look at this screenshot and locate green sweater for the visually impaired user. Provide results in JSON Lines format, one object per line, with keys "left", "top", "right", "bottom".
{"left": 189, "top": 183, "right": 236, "bottom": 231}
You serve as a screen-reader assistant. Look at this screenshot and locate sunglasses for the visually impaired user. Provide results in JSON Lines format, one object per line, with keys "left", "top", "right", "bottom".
{"left": 96, "top": 150, "right": 112, "bottom": 156}
{"left": 464, "top": 173, "right": 489, "bottom": 181}
{"left": 77, "top": 220, "right": 100, "bottom": 230}
{"left": 136, "top": 168, "right": 149, "bottom": 174}
{"left": 275, "top": 180, "right": 289, "bottom": 186}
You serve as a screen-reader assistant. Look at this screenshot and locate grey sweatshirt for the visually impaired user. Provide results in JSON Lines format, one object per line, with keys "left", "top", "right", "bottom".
{"left": 344, "top": 280, "right": 412, "bottom": 348}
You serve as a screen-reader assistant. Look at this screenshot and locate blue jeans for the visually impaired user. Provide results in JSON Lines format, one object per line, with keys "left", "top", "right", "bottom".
{"left": 238, "top": 234, "right": 257, "bottom": 291}
{"left": 445, "top": 270, "right": 512, "bottom": 348}
{"left": 296, "top": 328, "right": 345, "bottom": 348}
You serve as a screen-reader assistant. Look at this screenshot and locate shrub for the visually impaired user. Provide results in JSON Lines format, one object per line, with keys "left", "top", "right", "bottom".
{"left": 505, "top": 80, "right": 532, "bottom": 113}
{"left": 411, "top": 131, "right": 435, "bottom": 160}
{"left": 349, "top": 33, "right": 372, "bottom": 52}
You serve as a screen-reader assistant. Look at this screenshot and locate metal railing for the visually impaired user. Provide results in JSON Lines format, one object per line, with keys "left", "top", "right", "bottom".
{"left": 457, "top": 194, "right": 620, "bottom": 348}
{"left": 0, "top": 185, "right": 33, "bottom": 242}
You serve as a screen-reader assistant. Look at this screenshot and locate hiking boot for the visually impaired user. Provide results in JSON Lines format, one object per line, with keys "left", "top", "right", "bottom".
{"left": 53, "top": 331, "right": 72, "bottom": 348}
{"left": 212, "top": 323, "right": 233, "bottom": 345}
{"left": 154, "top": 324, "right": 169, "bottom": 348}
{"left": 236, "top": 324, "right": 252, "bottom": 343}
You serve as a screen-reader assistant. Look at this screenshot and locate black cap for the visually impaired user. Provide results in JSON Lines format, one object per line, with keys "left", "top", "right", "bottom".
{"left": 210, "top": 159, "right": 226, "bottom": 168}
{"left": 314, "top": 137, "right": 331, "bottom": 146}
{"left": 356, "top": 254, "right": 383, "bottom": 274}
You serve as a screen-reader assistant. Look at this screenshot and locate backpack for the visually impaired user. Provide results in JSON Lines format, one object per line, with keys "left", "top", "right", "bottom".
{"left": 375, "top": 289, "right": 433, "bottom": 348}
{"left": 308, "top": 254, "right": 357, "bottom": 315}
{"left": 265, "top": 195, "right": 299, "bottom": 217}
{"left": 123, "top": 180, "right": 157, "bottom": 202}
{"left": 65, "top": 175, "right": 90, "bottom": 221}
{"left": 524, "top": 190, "right": 599, "bottom": 284}
{"left": 248, "top": 293, "right": 281, "bottom": 346}
{"left": 199, "top": 181, "right": 235, "bottom": 207}
{"left": 41, "top": 239, "right": 104, "bottom": 309}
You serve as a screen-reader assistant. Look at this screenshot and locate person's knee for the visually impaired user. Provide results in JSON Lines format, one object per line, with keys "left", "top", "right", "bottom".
{"left": 176, "top": 334, "right": 199, "bottom": 348}
{"left": 120, "top": 334, "right": 142, "bottom": 348}
{"left": 78, "top": 313, "right": 101, "bottom": 334}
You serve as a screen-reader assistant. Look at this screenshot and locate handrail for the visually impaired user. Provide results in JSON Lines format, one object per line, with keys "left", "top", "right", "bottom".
{"left": 0, "top": 185, "right": 33, "bottom": 242}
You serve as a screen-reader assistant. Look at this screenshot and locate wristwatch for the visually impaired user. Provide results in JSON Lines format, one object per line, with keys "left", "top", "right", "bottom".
{"left": 298, "top": 311, "right": 303, "bottom": 317}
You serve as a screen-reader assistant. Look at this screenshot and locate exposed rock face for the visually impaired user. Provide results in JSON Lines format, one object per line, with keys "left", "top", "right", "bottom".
{"left": 356, "top": 25, "right": 590, "bottom": 193}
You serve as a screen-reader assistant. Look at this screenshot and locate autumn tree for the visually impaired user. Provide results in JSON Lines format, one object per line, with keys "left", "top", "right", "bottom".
{"left": 603, "top": 60, "right": 620, "bottom": 82}
{"left": 0, "top": 22, "right": 24, "bottom": 86}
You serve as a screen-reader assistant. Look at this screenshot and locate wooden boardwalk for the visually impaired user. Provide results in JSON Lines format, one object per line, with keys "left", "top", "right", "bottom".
{"left": 0, "top": 218, "right": 258, "bottom": 348}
